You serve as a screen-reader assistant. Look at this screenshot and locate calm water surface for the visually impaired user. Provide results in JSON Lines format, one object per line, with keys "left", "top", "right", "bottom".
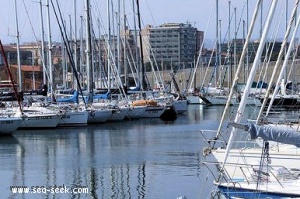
{"left": 0, "top": 105, "right": 258, "bottom": 199}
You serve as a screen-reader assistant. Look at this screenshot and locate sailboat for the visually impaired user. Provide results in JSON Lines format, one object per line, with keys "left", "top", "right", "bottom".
{"left": 121, "top": 2, "right": 163, "bottom": 119}
{"left": 198, "top": 0, "right": 264, "bottom": 106}
{"left": 47, "top": 0, "right": 108, "bottom": 125}
{"left": 211, "top": 121, "right": 300, "bottom": 198}
{"left": 197, "top": 0, "right": 236, "bottom": 106}
{"left": 202, "top": 0, "right": 300, "bottom": 198}
{"left": 0, "top": 0, "right": 63, "bottom": 129}
{"left": 0, "top": 40, "right": 23, "bottom": 134}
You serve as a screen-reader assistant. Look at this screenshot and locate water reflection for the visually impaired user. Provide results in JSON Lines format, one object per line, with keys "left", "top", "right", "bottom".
{"left": 0, "top": 136, "right": 24, "bottom": 199}
{"left": 0, "top": 105, "right": 228, "bottom": 199}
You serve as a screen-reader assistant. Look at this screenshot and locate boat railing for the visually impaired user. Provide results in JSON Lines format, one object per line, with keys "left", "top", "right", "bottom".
{"left": 200, "top": 130, "right": 228, "bottom": 150}
{"left": 204, "top": 160, "right": 299, "bottom": 188}
{"left": 201, "top": 129, "right": 259, "bottom": 153}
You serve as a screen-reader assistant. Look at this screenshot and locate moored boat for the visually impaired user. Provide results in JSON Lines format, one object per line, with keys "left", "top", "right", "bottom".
{"left": 86, "top": 107, "right": 112, "bottom": 123}
{"left": 58, "top": 109, "right": 88, "bottom": 127}
{"left": 0, "top": 116, "right": 22, "bottom": 135}
{"left": 131, "top": 99, "right": 166, "bottom": 118}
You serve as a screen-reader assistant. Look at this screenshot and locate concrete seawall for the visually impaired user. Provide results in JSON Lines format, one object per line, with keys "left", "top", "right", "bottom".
{"left": 145, "top": 60, "right": 300, "bottom": 92}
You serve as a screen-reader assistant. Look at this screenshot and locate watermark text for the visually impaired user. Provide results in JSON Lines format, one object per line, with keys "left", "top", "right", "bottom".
{"left": 10, "top": 185, "right": 88, "bottom": 194}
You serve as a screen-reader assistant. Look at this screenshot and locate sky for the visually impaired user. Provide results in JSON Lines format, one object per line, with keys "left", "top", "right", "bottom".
{"left": 0, "top": 0, "right": 294, "bottom": 48}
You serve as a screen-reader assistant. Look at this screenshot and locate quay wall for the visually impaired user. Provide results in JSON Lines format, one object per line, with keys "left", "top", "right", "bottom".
{"left": 145, "top": 60, "right": 300, "bottom": 91}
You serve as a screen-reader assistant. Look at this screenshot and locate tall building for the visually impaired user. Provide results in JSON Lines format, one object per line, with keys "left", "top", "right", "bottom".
{"left": 142, "top": 23, "right": 204, "bottom": 71}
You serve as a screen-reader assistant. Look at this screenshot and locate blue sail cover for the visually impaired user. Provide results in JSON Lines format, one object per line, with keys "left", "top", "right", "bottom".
{"left": 93, "top": 92, "right": 110, "bottom": 100}
{"left": 57, "top": 90, "right": 79, "bottom": 103}
{"left": 248, "top": 123, "right": 300, "bottom": 147}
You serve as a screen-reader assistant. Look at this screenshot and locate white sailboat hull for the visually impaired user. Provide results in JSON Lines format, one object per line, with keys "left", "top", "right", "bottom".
{"left": 139, "top": 106, "right": 166, "bottom": 118}
{"left": 19, "top": 113, "right": 61, "bottom": 128}
{"left": 202, "top": 95, "right": 238, "bottom": 105}
{"left": 0, "top": 117, "right": 22, "bottom": 135}
{"left": 126, "top": 106, "right": 148, "bottom": 119}
{"left": 172, "top": 99, "right": 188, "bottom": 114}
{"left": 201, "top": 95, "right": 259, "bottom": 105}
{"left": 108, "top": 107, "right": 130, "bottom": 121}
{"left": 186, "top": 95, "right": 203, "bottom": 104}
{"left": 87, "top": 109, "right": 112, "bottom": 123}
{"left": 58, "top": 110, "right": 88, "bottom": 126}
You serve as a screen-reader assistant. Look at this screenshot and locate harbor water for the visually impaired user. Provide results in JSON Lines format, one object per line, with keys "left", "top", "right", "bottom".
{"left": 0, "top": 105, "right": 258, "bottom": 199}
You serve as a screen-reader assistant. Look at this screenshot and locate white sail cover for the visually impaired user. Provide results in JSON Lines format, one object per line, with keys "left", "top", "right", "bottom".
{"left": 248, "top": 123, "right": 300, "bottom": 147}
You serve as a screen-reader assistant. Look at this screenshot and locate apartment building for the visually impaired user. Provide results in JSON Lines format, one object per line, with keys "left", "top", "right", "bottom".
{"left": 142, "top": 23, "right": 204, "bottom": 71}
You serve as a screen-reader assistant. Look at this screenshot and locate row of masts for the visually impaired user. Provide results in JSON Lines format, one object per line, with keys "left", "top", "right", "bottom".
{"left": 12, "top": 1, "right": 293, "bottom": 98}
{"left": 192, "top": 0, "right": 290, "bottom": 92}
{"left": 12, "top": 0, "right": 148, "bottom": 102}
{"left": 217, "top": 0, "right": 300, "bottom": 165}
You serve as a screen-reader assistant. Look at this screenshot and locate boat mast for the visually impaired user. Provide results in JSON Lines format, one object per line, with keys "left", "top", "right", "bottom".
{"left": 215, "top": 0, "right": 264, "bottom": 137}
{"left": 188, "top": 3, "right": 214, "bottom": 92}
{"left": 243, "top": 20, "right": 246, "bottom": 83}
{"left": 85, "top": 0, "right": 93, "bottom": 103}
{"left": 117, "top": 0, "right": 121, "bottom": 76}
{"left": 222, "top": 0, "right": 278, "bottom": 166}
{"left": 14, "top": 0, "right": 22, "bottom": 91}
{"left": 73, "top": 0, "right": 78, "bottom": 90}
{"left": 50, "top": 0, "right": 86, "bottom": 107}
{"left": 136, "top": 0, "right": 147, "bottom": 90}
{"left": 228, "top": 1, "right": 231, "bottom": 88}
{"left": 246, "top": 0, "right": 249, "bottom": 79}
{"left": 234, "top": 7, "right": 237, "bottom": 84}
{"left": 218, "top": 19, "right": 222, "bottom": 87}
{"left": 215, "top": 0, "right": 219, "bottom": 87}
{"left": 46, "top": 0, "right": 53, "bottom": 94}
{"left": 79, "top": 15, "right": 84, "bottom": 88}
{"left": 39, "top": 0, "right": 47, "bottom": 85}
{"left": 61, "top": 31, "right": 67, "bottom": 88}
{"left": 69, "top": 15, "right": 73, "bottom": 88}
{"left": 132, "top": 0, "right": 139, "bottom": 88}
{"left": 284, "top": 0, "right": 288, "bottom": 81}
{"left": 263, "top": 0, "right": 300, "bottom": 117}
{"left": 107, "top": 0, "right": 112, "bottom": 93}
{"left": 123, "top": 0, "right": 128, "bottom": 88}
{"left": 97, "top": 18, "right": 102, "bottom": 88}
